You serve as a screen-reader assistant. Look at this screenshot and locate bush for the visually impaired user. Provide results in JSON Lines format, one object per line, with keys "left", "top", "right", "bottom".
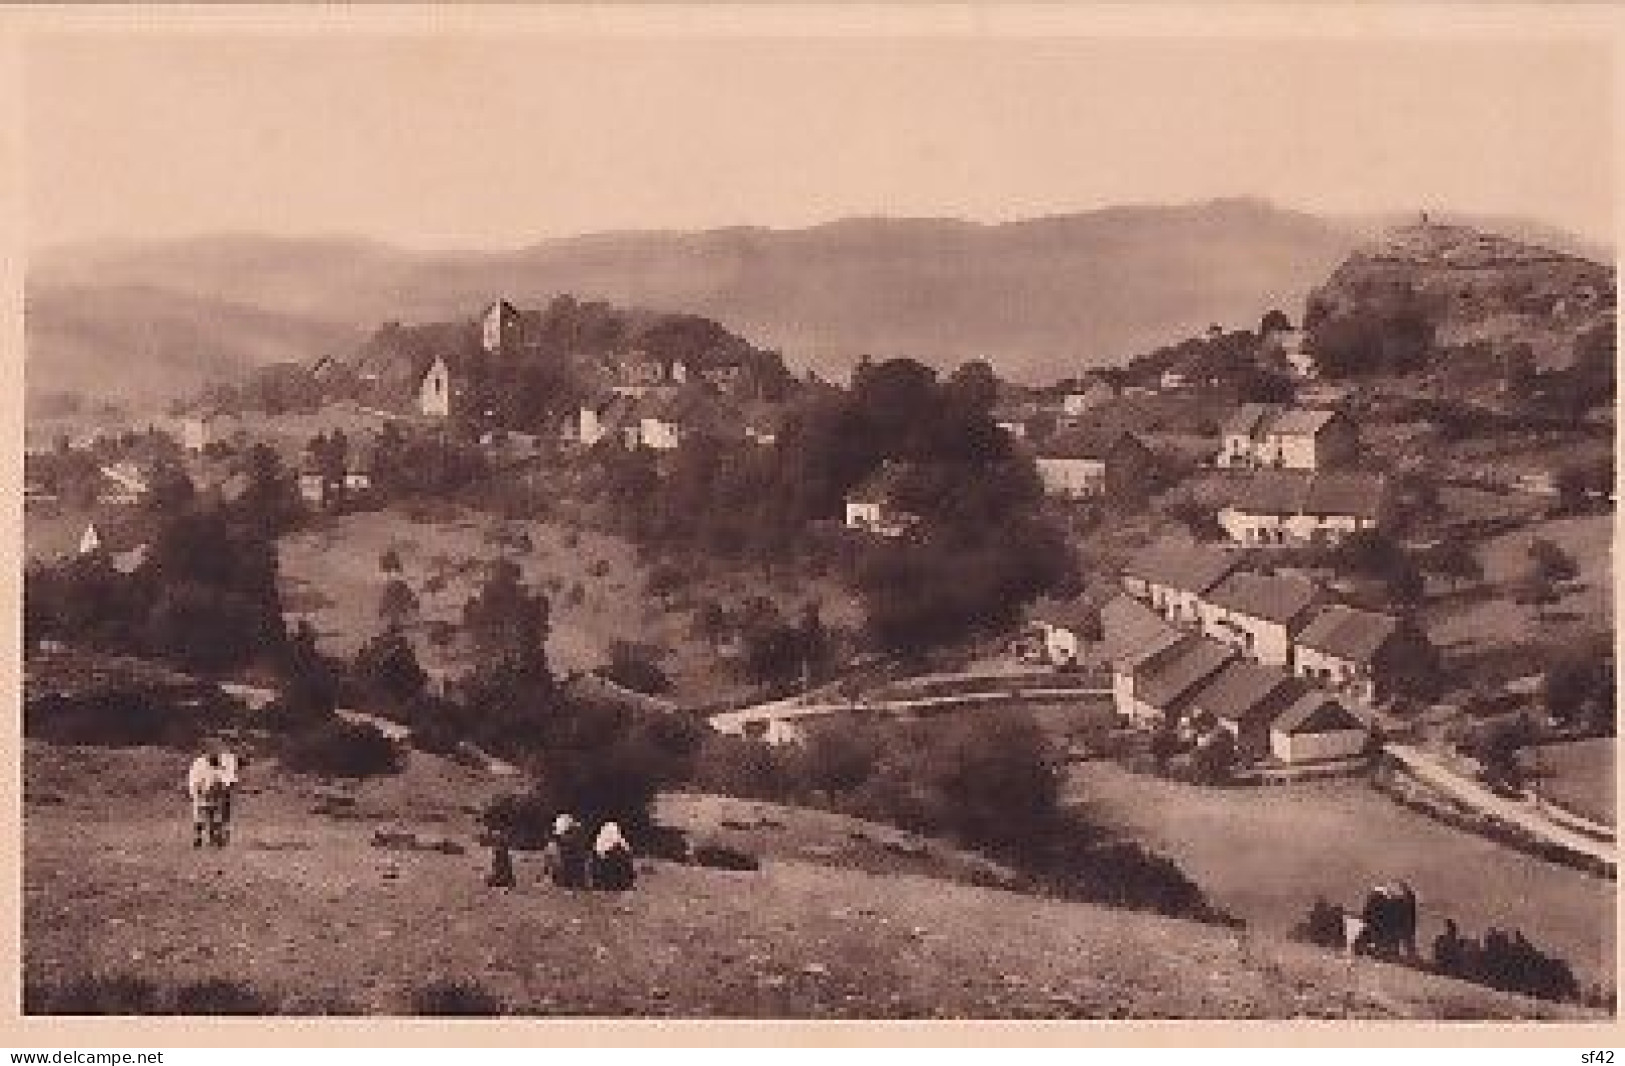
{"left": 692, "top": 843, "right": 760, "bottom": 871}
{"left": 170, "top": 978, "right": 271, "bottom": 1015}
{"left": 409, "top": 979, "right": 503, "bottom": 1017}
{"left": 1293, "top": 895, "right": 1347, "bottom": 949}
{"left": 595, "top": 641, "right": 673, "bottom": 696}
{"left": 27, "top": 973, "right": 159, "bottom": 1015}
{"left": 281, "top": 719, "right": 403, "bottom": 779}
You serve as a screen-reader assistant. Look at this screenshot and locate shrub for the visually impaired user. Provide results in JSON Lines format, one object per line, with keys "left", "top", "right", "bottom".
{"left": 379, "top": 548, "right": 402, "bottom": 574}
{"left": 281, "top": 719, "right": 403, "bottom": 779}
{"left": 1293, "top": 896, "right": 1347, "bottom": 949}
{"left": 595, "top": 641, "right": 673, "bottom": 696}
{"left": 409, "top": 979, "right": 503, "bottom": 1017}
{"left": 170, "top": 978, "right": 271, "bottom": 1015}
{"left": 27, "top": 973, "right": 160, "bottom": 1015}
{"left": 692, "top": 842, "right": 760, "bottom": 871}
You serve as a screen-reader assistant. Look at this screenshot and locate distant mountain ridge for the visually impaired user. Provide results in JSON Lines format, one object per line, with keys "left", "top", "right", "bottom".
{"left": 26, "top": 199, "right": 1611, "bottom": 412}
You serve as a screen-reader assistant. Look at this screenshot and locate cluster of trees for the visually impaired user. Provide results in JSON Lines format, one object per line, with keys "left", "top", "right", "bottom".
{"left": 592, "top": 357, "right": 1075, "bottom": 659}
{"left": 1124, "top": 319, "right": 1296, "bottom": 402}
{"left": 695, "top": 712, "right": 1225, "bottom": 923}
{"left": 1304, "top": 283, "right": 1435, "bottom": 378}
{"left": 1542, "top": 636, "right": 1614, "bottom": 737}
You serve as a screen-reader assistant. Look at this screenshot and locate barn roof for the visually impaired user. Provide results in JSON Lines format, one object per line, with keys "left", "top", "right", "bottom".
{"left": 1133, "top": 635, "right": 1234, "bottom": 712}
{"left": 1121, "top": 539, "right": 1245, "bottom": 596}
{"left": 1221, "top": 402, "right": 1279, "bottom": 437}
{"left": 1272, "top": 691, "right": 1371, "bottom": 735}
{"left": 1029, "top": 595, "right": 1099, "bottom": 634}
{"left": 1296, "top": 604, "right": 1401, "bottom": 663}
{"left": 1205, "top": 571, "right": 1320, "bottom": 626}
{"left": 1099, "top": 594, "right": 1184, "bottom": 668}
{"left": 1184, "top": 659, "right": 1307, "bottom": 728}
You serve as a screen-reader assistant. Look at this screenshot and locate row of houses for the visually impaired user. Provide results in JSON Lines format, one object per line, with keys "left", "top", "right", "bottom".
{"left": 1117, "top": 539, "right": 1430, "bottom": 707}
{"left": 1216, "top": 469, "right": 1387, "bottom": 547}
{"left": 571, "top": 387, "right": 785, "bottom": 453}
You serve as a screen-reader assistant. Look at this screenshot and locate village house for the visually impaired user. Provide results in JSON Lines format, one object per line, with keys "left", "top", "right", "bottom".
{"left": 1035, "top": 429, "right": 1157, "bottom": 501}
{"left": 1027, "top": 596, "right": 1101, "bottom": 666}
{"left": 1198, "top": 569, "right": 1321, "bottom": 668}
{"left": 1113, "top": 632, "right": 1234, "bottom": 728}
{"left": 1268, "top": 690, "right": 1371, "bottom": 765}
{"left": 1216, "top": 470, "right": 1387, "bottom": 547}
{"left": 418, "top": 355, "right": 455, "bottom": 419}
{"left": 1292, "top": 604, "right": 1432, "bottom": 707}
{"left": 1216, "top": 403, "right": 1356, "bottom": 471}
{"left": 1120, "top": 539, "right": 1246, "bottom": 627}
{"left": 844, "top": 462, "right": 920, "bottom": 539}
{"left": 1060, "top": 381, "right": 1116, "bottom": 420}
{"left": 612, "top": 351, "right": 689, "bottom": 397}
{"left": 1182, "top": 658, "right": 1310, "bottom": 761}
{"left": 97, "top": 461, "right": 150, "bottom": 506}
{"left": 1102, "top": 595, "right": 1185, "bottom": 717}
{"left": 479, "top": 299, "right": 546, "bottom": 358}
{"left": 175, "top": 410, "right": 243, "bottom": 453}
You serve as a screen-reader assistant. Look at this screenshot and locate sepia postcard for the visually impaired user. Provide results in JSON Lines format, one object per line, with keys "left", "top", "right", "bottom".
{"left": 3, "top": 1, "right": 1621, "bottom": 1048}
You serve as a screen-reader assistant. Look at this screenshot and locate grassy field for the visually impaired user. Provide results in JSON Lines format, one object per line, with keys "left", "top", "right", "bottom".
{"left": 1066, "top": 762, "right": 1616, "bottom": 987}
{"left": 23, "top": 741, "right": 1591, "bottom": 1019}
{"left": 1425, "top": 513, "right": 1612, "bottom": 660}
{"left": 1530, "top": 738, "right": 1616, "bottom": 828}
{"left": 278, "top": 507, "right": 863, "bottom": 702}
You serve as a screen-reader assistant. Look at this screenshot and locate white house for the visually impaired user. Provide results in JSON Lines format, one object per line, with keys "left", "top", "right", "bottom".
{"left": 1216, "top": 404, "right": 1356, "bottom": 472}
{"left": 1293, "top": 604, "right": 1431, "bottom": 708}
{"left": 1061, "top": 382, "right": 1116, "bottom": 419}
{"left": 638, "top": 415, "right": 683, "bottom": 451}
{"left": 1114, "top": 633, "right": 1233, "bottom": 728}
{"left": 419, "top": 356, "right": 453, "bottom": 419}
{"left": 1120, "top": 539, "right": 1246, "bottom": 627}
{"left": 1028, "top": 597, "right": 1100, "bottom": 665}
{"left": 1198, "top": 570, "right": 1320, "bottom": 668}
{"left": 480, "top": 299, "right": 523, "bottom": 355}
{"left": 1269, "top": 691, "right": 1370, "bottom": 764}
{"left": 1035, "top": 430, "right": 1157, "bottom": 501}
{"left": 78, "top": 522, "right": 101, "bottom": 555}
{"left": 844, "top": 462, "right": 919, "bottom": 538}
{"left": 1217, "top": 471, "right": 1387, "bottom": 547}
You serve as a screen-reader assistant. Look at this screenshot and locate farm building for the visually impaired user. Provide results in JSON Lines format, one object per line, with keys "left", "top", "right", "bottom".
{"left": 1268, "top": 691, "right": 1371, "bottom": 765}
{"left": 1113, "top": 632, "right": 1234, "bottom": 728}
{"left": 1182, "top": 658, "right": 1308, "bottom": 760}
{"left": 1198, "top": 570, "right": 1321, "bottom": 668}
{"left": 1027, "top": 596, "right": 1100, "bottom": 665}
{"left": 1120, "top": 539, "right": 1247, "bottom": 627}
{"left": 418, "top": 355, "right": 455, "bottom": 419}
{"left": 1217, "top": 470, "right": 1387, "bottom": 547}
{"left": 844, "top": 462, "right": 921, "bottom": 539}
{"left": 1060, "top": 382, "right": 1116, "bottom": 419}
{"left": 1034, "top": 429, "right": 1157, "bottom": 501}
{"left": 1293, "top": 604, "right": 1435, "bottom": 707}
{"left": 1216, "top": 403, "right": 1356, "bottom": 472}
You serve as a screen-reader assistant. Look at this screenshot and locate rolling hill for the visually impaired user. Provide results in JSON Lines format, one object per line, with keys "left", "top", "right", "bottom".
{"left": 27, "top": 199, "right": 1611, "bottom": 415}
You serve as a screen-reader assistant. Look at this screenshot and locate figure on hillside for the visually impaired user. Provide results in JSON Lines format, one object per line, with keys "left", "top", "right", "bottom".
{"left": 541, "top": 812, "right": 589, "bottom": 889}
{"left": 214, "top": 746, "right": 242, "bottom": 844}
{"left": 186, "top": 751, "right": 229, "bottom": 848}
{"left": 588, "top": 820, "right": 635, "bottom": 892}
{"left": 485, "top": 830, "right": 516, "bottom": 889}
{"left": 1351, "top": 880, "right": 1419, "bottom": 960}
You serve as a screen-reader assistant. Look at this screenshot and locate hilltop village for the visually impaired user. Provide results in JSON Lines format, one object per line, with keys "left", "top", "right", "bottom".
{"left": 23, "top": 218, "right": 1619, "bottom": 1016}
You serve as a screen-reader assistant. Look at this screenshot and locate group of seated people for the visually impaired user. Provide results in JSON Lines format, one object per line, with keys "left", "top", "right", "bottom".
{"left": 486, "top": 813, "right": 635, "bottom": 891}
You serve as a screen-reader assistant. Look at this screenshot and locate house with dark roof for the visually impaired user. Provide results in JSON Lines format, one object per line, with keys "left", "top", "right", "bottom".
{"left": 1293, "top": 604, "right": 1434, "bottom": 707}
{"left": 1198, "top": 570, "right": 1321, "bottom": 668}
{"left": 1269, "top": 690, "right": 1371, "bottom": 765}
{"left": 1103, "top": 596, "right": 1186, "bottom": 720}
{"left": 1027, "top": 595, "right": 1102, "bottom": 666}
{"left": 1120, "top": 539, "right": 1246, "bottom": 627}
{"left": 1035, "top": 429, "right": 1157, "bottom": 501}
{"left": 844, "top": 462, "right": 920, "bottom": 539}
{"left": 1115, "top": 633, "right": 1234, "bottom": 728}
{"left": 1183, "top": 658, "right": 1309, "bottom": 760}
{"left": 1217, "top": 470, "right": 1387, "bottom": 547}
{"left": 1216, "top": 403, "right": 1356, "bottom": 471}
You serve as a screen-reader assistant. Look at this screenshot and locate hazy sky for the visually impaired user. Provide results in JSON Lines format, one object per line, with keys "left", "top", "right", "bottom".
{"left": 26, "top": 29, "right": 1616, "bottom": 250}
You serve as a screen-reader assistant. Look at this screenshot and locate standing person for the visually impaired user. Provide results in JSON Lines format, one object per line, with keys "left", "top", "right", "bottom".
{"left": 214, "top": 746, "right": 241, "bottom": 845}
{"left": 542, "top": 813, "right": 586, "bottom": 888}
{"left": 485, "top": 829, "right": 516, "bottom": 889}
{"left": 589, "top": 820, "right": 634, "bottom": 891}
{"left": 186, "top": 752, "right": 226, "bottom": 848}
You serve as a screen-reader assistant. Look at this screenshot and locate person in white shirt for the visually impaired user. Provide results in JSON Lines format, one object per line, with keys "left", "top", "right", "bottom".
{"left": 588, "top": 820, "right": 634, "bottom": 891}
{"left": 185, "top": 752, "right": 227, "bottom": 848}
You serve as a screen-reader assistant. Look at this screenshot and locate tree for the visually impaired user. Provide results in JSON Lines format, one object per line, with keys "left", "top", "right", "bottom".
{"left": 462, "top": 559, "right": 551, "bottom": 675}
{"left": 1527, "top": 538, "right": 1579, "bottom": 585}
{"left": 354, "top": 626, "right": 428, "bottom": 709}
{"left": 1259, "top": 309, "right": 1293, "bottom": 336}
{"left": 378, "top": 579, "right": 420, "bottom": 629}
{"left": 1421, "top": 537, "right": 1484, "bottom": 591}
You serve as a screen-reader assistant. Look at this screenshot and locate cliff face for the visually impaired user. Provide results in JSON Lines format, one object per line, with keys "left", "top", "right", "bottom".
{"left": 1306, "top": 222, "right": 1615, "bottom": 373}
